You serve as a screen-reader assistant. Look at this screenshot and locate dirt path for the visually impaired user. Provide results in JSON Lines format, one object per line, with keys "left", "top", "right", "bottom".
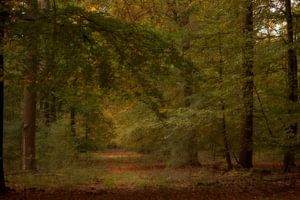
{"left": 2, "top": 150, "right": 300, "bottom": 200}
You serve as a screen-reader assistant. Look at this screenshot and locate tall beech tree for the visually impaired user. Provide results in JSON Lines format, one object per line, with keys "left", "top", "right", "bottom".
{"left": 283, "top": 0, "right": 298, "bottom": 172}
{"left": 21, "top": 0, "right": 39, "bottom": 171}
{"left": 0, "top": 0, "right": 8, "bottom": 193}
{"left": 239, "top": 0, "right": 254, "bottom": 168}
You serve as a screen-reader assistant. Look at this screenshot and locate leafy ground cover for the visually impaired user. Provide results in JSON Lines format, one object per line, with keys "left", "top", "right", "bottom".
{"left": 2, "top": 150, "right": 300, "bottom": 199}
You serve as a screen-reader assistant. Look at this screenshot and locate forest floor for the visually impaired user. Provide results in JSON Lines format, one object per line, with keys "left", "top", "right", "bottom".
{"left": 2, "top": 150, "right": 300, "bottom": 199}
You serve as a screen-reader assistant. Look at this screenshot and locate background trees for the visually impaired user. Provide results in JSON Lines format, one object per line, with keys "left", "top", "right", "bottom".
{"left": 0, "top": 0, "right": 299, "bottom": 187}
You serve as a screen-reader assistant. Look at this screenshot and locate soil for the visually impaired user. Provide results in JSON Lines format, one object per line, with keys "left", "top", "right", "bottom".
{"left": 2, "top": 150, "right": 300, "bottom": 200}
{"left": 2, "top": 185, "right": 300, "bottom": 200}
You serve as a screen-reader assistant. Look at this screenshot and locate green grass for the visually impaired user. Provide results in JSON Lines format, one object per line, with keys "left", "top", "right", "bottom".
{"left": 103, "top": 172, "right": 153, "bottom": 189}
{"left": 6, "top": 150, "right": 290, "bottom": 191}
{"left": 6, "top": 161, "right": 104, "bottom": 189}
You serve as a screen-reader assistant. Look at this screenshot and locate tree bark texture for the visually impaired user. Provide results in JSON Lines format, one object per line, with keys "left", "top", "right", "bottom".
{"left": 21, "top": 83, "right": 37, "bottom": 170}
{"left": 221, "top": 103, "right": 233, "bottom": 170}
{"left": 70, "top": 108, "right": 76, "bottom": 137}
{"left": 38, "top": 0, "right": 50, "bottom": 10}
{"left": 239, "top": 0, "right": 254, "bottom": 169}
{"left": 0, "top": 0, "right": 8, "bottom": 192}
{"left": 21, "top": 0, "right": 39, "bottom": 171}
{"left": 283, "top": 0, "right": 298, "bottom": 173}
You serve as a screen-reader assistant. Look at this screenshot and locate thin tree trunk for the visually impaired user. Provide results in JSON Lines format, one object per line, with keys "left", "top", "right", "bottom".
{"left": 178, "top": 9, "right": 200, "bottom": 166}
{"left": 0, "top": 0, "right": 8, "bottom": 191}
{"left": 70, "top": 108, "right": 76, "bottom": 137}
{"left": 239, "top": 0, "right": 254, "bottom": 169}
{"left": 283, "top": 0, "right": 298, "bottom": 173}
{"left": 85, "top": 119, "right": 89, "bottom": 141}
{"left": 0, "top": 47, "right": 5, "bottom": 194}
{"left": 39, "top": 0, "right": 51, "bottom": 126}
{"left": 50, "top": 94, "right": 56, "bottom": 122}
{"left": 187, "top": 131, "right": 200, "bottom": 166}
{"left": 221, "top": 103, "right": 233, "bottom": 170}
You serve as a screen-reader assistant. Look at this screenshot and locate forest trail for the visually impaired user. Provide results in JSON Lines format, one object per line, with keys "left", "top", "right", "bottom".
{"left": 99, "top": 151, "right": 166, "bottom": 173}
{"left": 2, "top": 150, "right": 300, "bottom": 200}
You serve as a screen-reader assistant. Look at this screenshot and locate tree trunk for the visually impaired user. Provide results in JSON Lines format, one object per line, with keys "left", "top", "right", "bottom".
{"left": 187, "top": 131, "right": 200, "bottom": 166}
{"left": 239, "top": 0, "right": 254, "bottom": 169}
{"left": 0, "top": 50, "right": 5, "bottom": 194}
{"left": 38, "top": 0, "right": 50, "bottom": 10}
{"left": 39, "top": 0, "right": 52, "bottom": 126}
{"left": 0, "top": 0, "right": 8, "bottom": 192}
{"left": 85, "top": 119, "right": 89, "bottom": 141}
{"left": 221, "top": 103, "right": 233, "bottom": 170}
{"left": 70, "top": 108, "right": 76, "bottom": 137}
{"left": 50, "top": 94, "right": 56, "bottom": 123}
{"left": 21, "top": 0, "right": 38, "bottom": 171}
{"left": 283, "top": 0, "right": 298, "bottom": 173}
{"left": 21, "top": 83, "right": 37, "bottom": 171}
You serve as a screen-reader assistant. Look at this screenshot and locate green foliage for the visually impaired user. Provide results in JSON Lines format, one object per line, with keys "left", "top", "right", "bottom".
{"left": 3, "top": 121, "right": 21, "bottom": 171}
{"left": 37, "top": 120, "right": 78, "bottom": 169}
{"left": 3, "top": 0, "right": 300, "bottom": 181}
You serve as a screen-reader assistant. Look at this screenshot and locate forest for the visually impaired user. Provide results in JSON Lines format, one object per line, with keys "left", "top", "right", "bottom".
{"left": 0, "top": 0, "right": 300, "bottom": 199}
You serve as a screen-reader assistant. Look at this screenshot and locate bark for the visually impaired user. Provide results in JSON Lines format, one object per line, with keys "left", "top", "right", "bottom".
{"left": 0, "top": 0, "right": 8, "bottom": 192}
{"left": 0, "top": 54, "right": 5, "bottom": 193}
{"left": 85, "top": 119, "right": 89, "bottom": 141}
{"left": 21, "top": 0, "right": 39, "bottom": 171}
{"left": 39, "top": 0, "right": 51, "bottom": 126}
{"left": 38, "top": 0, "right": 50, "bottom": 10}
{"left": 70, "top": 108, "right": 76, "bottom": 137}
{"left": 221, "top": 103, "right": 233, "bottom": 170}
{"left": 50, "top": 94, "right": 56, "bottom": 122}
{"left": 187, "top": 131, "right": 201, "bottom": 166}
{"left": 21, "top": 83, "right": 37, "bottom": 171}
{"left": 239, "top": 0, "right": 254, "bottom": 169}
{"left": 283, "top": 0, "right": 298, "bottom": 173}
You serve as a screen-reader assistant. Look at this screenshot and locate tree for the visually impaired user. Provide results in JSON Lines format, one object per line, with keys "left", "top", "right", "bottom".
{"left": 21, "top": 0, "right": 39, "bottom": 171}
{"left": 0, "top": 0, "right": 9, "bottom": 193}
{"left": 239, "top": 0, "right": 254, "bottom": 169}
{"left": 283, "top": 0, "right": 298, "bottom": 172}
